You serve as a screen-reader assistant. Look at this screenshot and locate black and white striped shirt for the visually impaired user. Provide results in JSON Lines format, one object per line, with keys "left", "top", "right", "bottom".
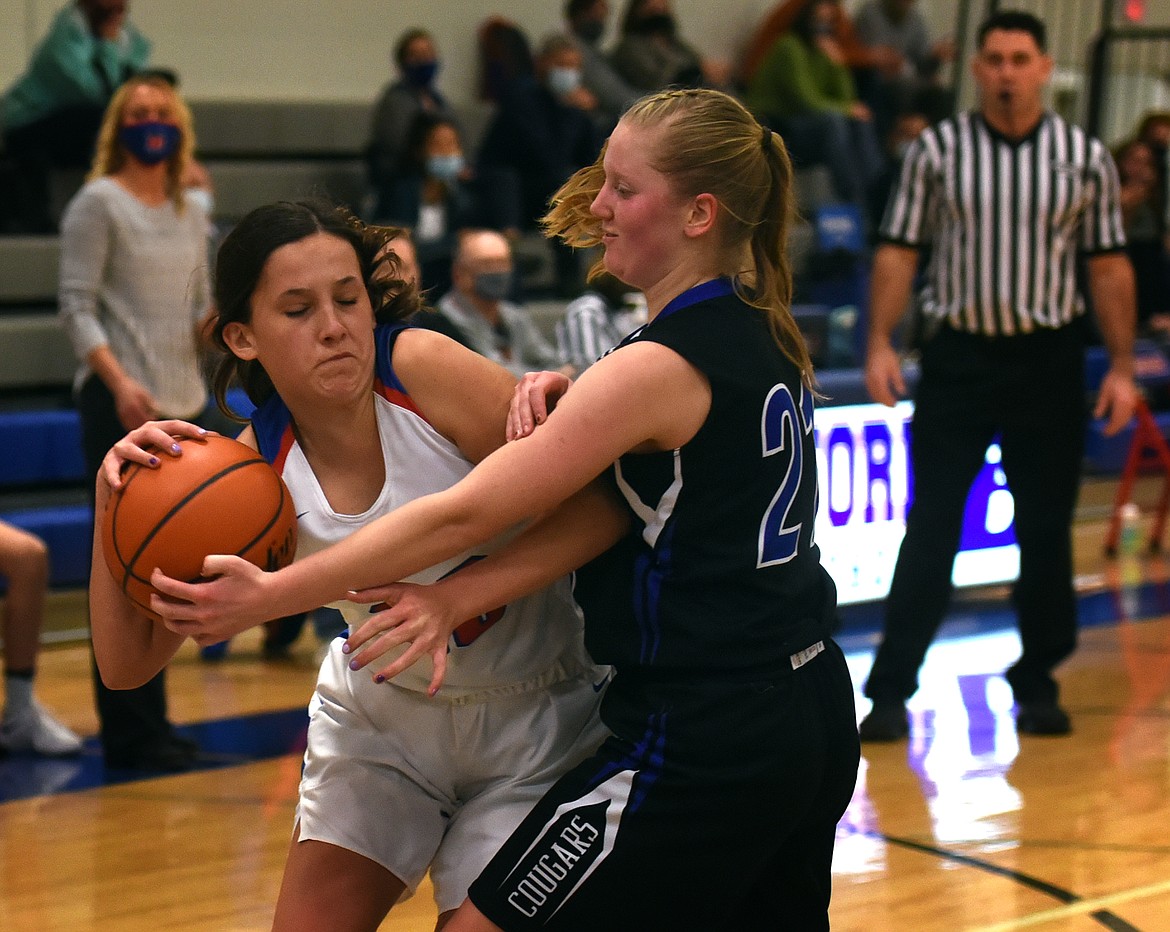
{"left": 880, "top": 110, "right": 1126, "bottom": 336}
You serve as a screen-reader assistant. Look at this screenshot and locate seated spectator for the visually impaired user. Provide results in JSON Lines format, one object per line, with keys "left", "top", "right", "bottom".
{"left": 477, "top": 33, "right": 601, "bottom": 295}
{"left": 556, "top": 271, "right": 647, "bottom": 372}
{"left": 1136, "top": 111, "right": 1170, "bottom": 232}
{"left": 853, "top": 0, "right": 956, "bottom": 135}
{"left": 366, "top": 28, "right": 458, "bottom": 209}
{"left": 739, "top": 0, "right": 901, "bottom": 89}
{"left": 0, "top": 520, "right": 84, "bottom": 756}
{"left": 477, "top": 17, "right": 537, "bottom": 104}
{"left": 1115, "top": 138, "right": 1170, "bottom": 336}
{"left": 1, "top": 0, "right": 150, "bottom": 233}
{"left": 417, "top": 229, "right": 570, "bottom": 378}
{"left": 375, "top": 113, "right": 483, "bottom": 298}
{"left": 746, "top": 0, "right": 885, "bottom": 219}
{"left": 611, "top": 0, "right": 732, "bottom": 93}
{"left": 566, "top": 0, "right": 641, "bottom": 134}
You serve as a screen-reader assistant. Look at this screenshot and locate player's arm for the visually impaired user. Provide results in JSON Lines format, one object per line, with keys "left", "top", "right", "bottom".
{"left": 389, "top": 327, "right": 517, "bottom": 463}
{"left": 1086, "top": 251, "right": 1139, "bottom": 437}
{"left": 345, "top": 479, "right": 631, "bottom": 692}
{"left": 89, "top": 420, "right": 212, "bottom": 689}
{"left": 148, "top": 340, "right": 709, "bottom": 630}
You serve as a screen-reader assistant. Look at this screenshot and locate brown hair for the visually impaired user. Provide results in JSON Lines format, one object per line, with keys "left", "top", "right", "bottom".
{"left": 207, "top": 200, "right": 423, "bottom": 419}
{"left": 543, "top": 87, "right": 814, "bottom": 386}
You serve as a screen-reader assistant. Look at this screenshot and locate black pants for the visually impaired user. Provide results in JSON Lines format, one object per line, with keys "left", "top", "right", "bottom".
{"left": 79, "top": 376, "right": 235, "bottom": 757}
{"left": 864, "top": 324, "right": 1087, "bottom": 707}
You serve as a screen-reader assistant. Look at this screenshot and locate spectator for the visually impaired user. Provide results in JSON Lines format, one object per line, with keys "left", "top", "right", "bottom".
{"left": 477, "top": 17, "right": 536, "bottom": 104}
{"left": 746, "top": 0, "right": 885, "bottom": 218}
{"left": 420, "top": 229, "right": 570, "bottom": 378}
{"left": 0, "top": 521, "right": 84, "bottom": 757}
{"left": 611, "top": 0, "right": 732, "bottom": 92}
{"left": 376, "top": 114, "right": 483, "bottom": 298}
{"left": 739, "top": 0, "right": 901, "bottom": 89}
{"left": 853, "top": 0, "right": 957, "bottom": 133}
{"left": 565, "top": 0, "right": 642, "bottom": 134}
{"left": 1, "top": 0, "right": 150, "bottom": 233}
{"left": 870, "top": 110, "right": 928, "bottom": 227}
{"left": 477, "top": 33, "right": 601, "bottom": 295}
{"left": 366, "top": 28, "right": 458, "bottom": 208}
{"left": 1115, "top": 138, "right": 1170, "bottom": 335}
{"left": 1136, "top": 111, "right": 1170, "bottom": 239}
{"left": 58, "top": 73, "right": 233, "bottom": 772}
{"left": 556, "top": 271, "right": 647, "bottom": 372}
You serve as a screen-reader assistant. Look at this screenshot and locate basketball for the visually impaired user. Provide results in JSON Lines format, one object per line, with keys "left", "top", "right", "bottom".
{"left": 101, "top": 434, "right": 298, "bottom": 619}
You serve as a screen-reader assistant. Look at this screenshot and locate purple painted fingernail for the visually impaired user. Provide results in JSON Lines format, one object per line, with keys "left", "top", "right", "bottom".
{"left": 340, "top": 642, "right": 350, "bottom": 653}
{"left": 171, "top": 443, "right": 181, "bottom": 454}
{"left": 374, "top": 674, "right": 386, "bottom": 684}
{"left": 348, "top": 659, "right": 360, "bottom": 671}
{"left": 148, "top": 456, "right": 159, "bottom": 466}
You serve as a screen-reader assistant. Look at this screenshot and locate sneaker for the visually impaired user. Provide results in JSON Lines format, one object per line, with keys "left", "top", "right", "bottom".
{"left": 0, "top": 701, "right": 84, "bottom": 756}
{"left": 1016, "top": 701, "right": 1071, "bottom": 736}
{"left": 858, "top": 702, "right": 910, "bottom": 742}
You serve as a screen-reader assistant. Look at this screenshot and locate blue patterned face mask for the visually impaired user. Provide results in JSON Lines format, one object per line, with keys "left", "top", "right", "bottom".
{"left": 118, "top": 121, "right": 181, "bottom": 165}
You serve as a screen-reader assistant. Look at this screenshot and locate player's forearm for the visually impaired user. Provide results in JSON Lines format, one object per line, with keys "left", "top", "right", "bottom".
{"left": 428, "top": 483, "right": 631, "bottom": 620}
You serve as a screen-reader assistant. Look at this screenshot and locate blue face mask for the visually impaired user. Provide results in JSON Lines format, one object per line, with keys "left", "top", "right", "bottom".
{"left": 547, "top": 67, "right": 583, "bottom": 98}
{"left": 118, "top": 121, "right": 181, "bottom": 165}
{"left": 474, "top": 270, "right": 512, "bottom": 301}
{"left": 403, "top": 60, "right": 439, "bottom": 88}
{"left": 426, "top": 153, "right": 464, "bottom": 183}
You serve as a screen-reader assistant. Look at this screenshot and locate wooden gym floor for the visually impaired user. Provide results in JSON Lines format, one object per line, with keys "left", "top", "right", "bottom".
{"left": 3, "top": 478, "right": 1170, "bottom": 930}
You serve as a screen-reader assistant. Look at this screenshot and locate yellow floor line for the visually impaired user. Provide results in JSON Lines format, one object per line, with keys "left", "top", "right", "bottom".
{"left": 970, "top": 877, "right": 1170, "bottom": 930}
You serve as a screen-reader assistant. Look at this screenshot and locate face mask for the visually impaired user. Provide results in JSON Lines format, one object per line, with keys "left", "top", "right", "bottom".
{"left": 118, "top": 121, "right": 180, "bottom": 165}
{"left": 473, "top": 270, "right": 512, "bottom": 301}
{"left": 426, "top": 152, "right": 464, "bottom": 183}
{"left": 547, "top": 66, "right": 583, "bottom": 98}
{"left": 403, "top": 60, "right": 439, "bottom": 88}
{"left": 812, "top": 21, "right": 834, "bottom": 38}
{"left": 576, "top": 19, "right": 605, "bottom": 44}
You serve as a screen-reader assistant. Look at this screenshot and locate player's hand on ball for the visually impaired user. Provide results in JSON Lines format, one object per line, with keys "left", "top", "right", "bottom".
{"left": 100, "top": 420, "right": 211, "bottom": 491}
{"left": 345, "top": 582, "right": 455, "bottom": 696}
{"left": 150, "top": 555, "right": 272, "bottom": 642}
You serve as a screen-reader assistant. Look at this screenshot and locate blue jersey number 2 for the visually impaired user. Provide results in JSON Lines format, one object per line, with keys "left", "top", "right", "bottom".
{"left": 758, "top": 382, "right": 813, "bottom": 567}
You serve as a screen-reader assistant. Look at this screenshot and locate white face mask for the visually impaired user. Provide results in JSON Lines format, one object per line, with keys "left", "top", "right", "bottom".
{"left": 547, "top": 66, "right": 583, "bottom": 98}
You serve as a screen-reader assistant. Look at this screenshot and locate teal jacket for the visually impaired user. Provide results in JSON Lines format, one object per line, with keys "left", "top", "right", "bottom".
{"left": 2, "top": 3, "right": 151, "bottom": 131}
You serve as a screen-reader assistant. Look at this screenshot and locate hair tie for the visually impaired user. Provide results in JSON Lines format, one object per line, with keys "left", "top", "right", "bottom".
{"left": 760, "top": 125, "right": 772, "bottom": 152}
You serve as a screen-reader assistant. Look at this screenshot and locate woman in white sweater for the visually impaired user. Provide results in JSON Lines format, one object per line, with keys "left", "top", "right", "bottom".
{"left": 58, "top": 72, "right": 228, "bottom": 773}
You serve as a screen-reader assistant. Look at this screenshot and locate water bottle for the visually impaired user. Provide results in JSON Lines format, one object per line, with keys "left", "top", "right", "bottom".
{"left": 1119, "top": 501, "right": 1142, "bottom": 616}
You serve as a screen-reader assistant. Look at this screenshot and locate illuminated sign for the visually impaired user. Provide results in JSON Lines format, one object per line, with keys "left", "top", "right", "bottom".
{"left": 815, "top": 401, "right": 1019, "bottom": 605}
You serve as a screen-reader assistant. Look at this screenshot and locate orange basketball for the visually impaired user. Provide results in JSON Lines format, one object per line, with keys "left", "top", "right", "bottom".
{"left": 101, "top": 435, "right": 298, "bottom": 619}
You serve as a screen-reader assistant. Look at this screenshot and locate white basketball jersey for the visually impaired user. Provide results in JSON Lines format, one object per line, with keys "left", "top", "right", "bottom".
{"left": 270, "top": 385, "right": 599, "bottom": 702}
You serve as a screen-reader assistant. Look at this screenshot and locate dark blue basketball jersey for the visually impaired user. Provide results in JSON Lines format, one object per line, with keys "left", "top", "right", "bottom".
{"left": 575, "top": 279, "right": 835, "bottom": 676}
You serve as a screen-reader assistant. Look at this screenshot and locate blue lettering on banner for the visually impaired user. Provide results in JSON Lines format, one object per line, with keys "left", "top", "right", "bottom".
{"left": 814, "top": 401, "right": 1018, "bottom": 604}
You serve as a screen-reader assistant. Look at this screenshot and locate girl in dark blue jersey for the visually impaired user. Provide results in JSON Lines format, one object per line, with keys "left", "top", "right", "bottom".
{"left": 143, "top": 88, "right": 861, "bottom": 930}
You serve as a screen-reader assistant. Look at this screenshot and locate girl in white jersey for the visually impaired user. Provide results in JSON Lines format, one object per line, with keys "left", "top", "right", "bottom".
{"left": 89, "top": 200, "right": 609, "bottom": 931}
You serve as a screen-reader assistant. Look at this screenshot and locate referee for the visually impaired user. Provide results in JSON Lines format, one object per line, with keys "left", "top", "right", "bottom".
{"left": 860, "top": 9, "right": 1139, "bottom": 741}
